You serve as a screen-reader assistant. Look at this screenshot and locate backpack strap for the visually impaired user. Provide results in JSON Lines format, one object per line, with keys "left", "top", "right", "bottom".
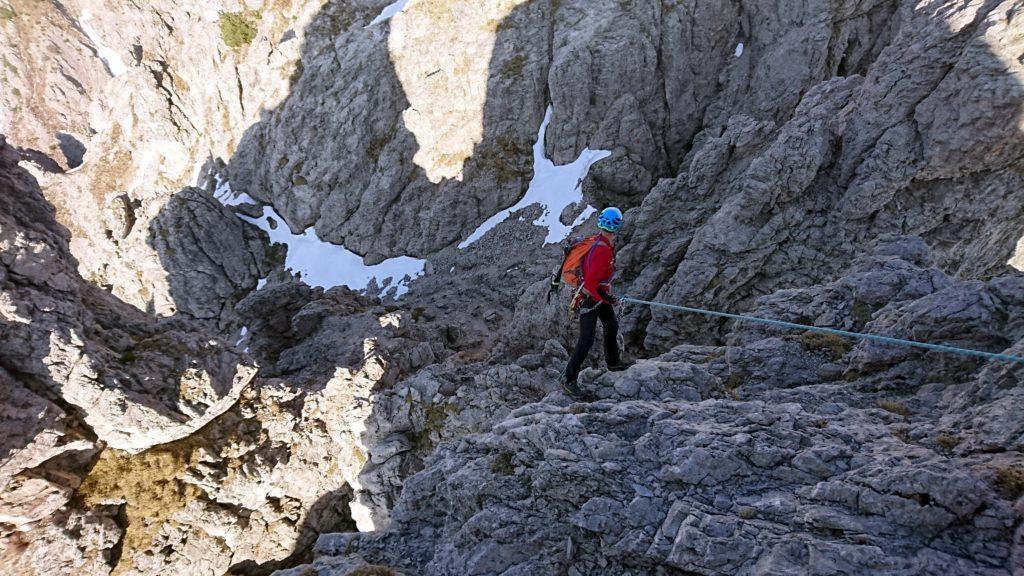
{"left": 548, "top": 237, "right": 583, "bottom": 302}
{"left": 582, "top": 235, "right": 608, "bottom": 275}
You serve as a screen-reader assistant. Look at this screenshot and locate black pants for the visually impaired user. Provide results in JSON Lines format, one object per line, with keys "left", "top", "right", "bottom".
{"left": 564, "top": 298, "right": 620, "bottom": 382}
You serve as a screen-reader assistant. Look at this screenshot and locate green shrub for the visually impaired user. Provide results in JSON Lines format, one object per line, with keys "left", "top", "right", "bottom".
{"left": 800, "top": 331, "right": 853, "bottom": 360}
{"left": 491, "top": 452, "right": 514, "bottom": 475}
{"left": 0, "top": 7, "right": 15, "bottom": 20}
{"left": 219, "top": 11, "right": 260, "bottom": 48}
{"left": 994, "top": 467, "right": 1024, "bottom": 500}
{"left": 936, "top": 432, "right": 960, "bottom": 452}
{"left": 350, "top": 566, "right": 396, "bottom": 576}
{"left": 877, "top": 399, "right": 910, "bottom": 417}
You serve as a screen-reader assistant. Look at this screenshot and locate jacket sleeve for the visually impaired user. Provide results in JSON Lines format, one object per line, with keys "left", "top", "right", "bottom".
{"left": 582, "top": 244, "right": 615, "bottom": 304}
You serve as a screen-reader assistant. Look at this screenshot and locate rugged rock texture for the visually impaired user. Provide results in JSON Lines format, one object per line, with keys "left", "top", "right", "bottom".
{"left": 229, "top": 0, "right": 549, "bottom": 262}
{"left": 0, "top": 136, "right": 257, "bottom": 453}
{"left": 0, "top": 0, "right": 312, "bottom": 317}
{"left": 1, "top": 0, "right": 1023, "bottom": 574}
{"left": 617, "top": 0, "right": 1024, "bottom": 352}
{"left": 0, "top": 134, "right": 266, "bottom": 573}
{"left": 286, "top": 239, "right": 1024, "bottom": 576}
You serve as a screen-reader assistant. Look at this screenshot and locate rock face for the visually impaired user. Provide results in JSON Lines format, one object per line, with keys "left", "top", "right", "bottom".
{"left": 228, "top": 0, "right": 549, "bottom": 262}
{"left": 0, "top": 0, "right": 312, "bottom": 317}
{"left": 617, "top": 0, "right": 1024, "bottom": 353}
{"left": 284, "top": 238, "right": 1024, "bottom": 576}
{"left": 0, "top": 133, "right": 262, "bottom": 572}
{"left": 0, "top": 136, "right": 257, "bottom": 453}
{"left": 1, "top": 0, "right": 1023, "bottom": 575}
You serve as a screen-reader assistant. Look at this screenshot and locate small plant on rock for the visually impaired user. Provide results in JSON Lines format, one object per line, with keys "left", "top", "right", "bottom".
{"left": 936, "top": 432, "right": 960, "bottom": 453}
{"left": 877, "top": 399, "right": 910, "bottom": 417}
{"left": 722, "top": 365, "right": 749, "bottom": 400}
{"left": 0, "top": 6, "right": 15, "bottom": 20}
{"left": 850, "top": 300, "right": 875, "bottom": 330}
{"left": 219, "top": 11, "right": 260, "bottom": 48}
{"left": 737, "top": 506, "right": 757, "bottom": 519}
{"left": 800, "top": 331, "right": 853, "bottom": 360}
{"left": 891, "top": 424, "right": 911, "bottom": 443}
{"left": 351, "top": 564, "right": 396, "bottom": 576}
{"left": 500, "top": 54, "right": 527, "bottom": 77}
{"left": 491, "top": 451, "right": 514, "bottom": 475}
{"left": 993, "top": 466, "right": 1024, "bottom": 500}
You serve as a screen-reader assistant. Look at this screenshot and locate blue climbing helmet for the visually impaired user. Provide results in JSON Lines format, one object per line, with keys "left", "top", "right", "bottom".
{"left": 597, "top": 207, "right": 623, "bottom": 232}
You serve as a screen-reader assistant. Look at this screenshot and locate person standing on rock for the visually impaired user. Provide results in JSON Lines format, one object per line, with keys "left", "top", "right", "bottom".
{"left": 559, "top": 207, "right": 631, "bottom": 397}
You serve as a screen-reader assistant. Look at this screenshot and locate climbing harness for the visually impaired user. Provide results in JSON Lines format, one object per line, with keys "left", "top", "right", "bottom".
{"left": 620, "top": 296, "right": 1024, "bottom": 364}
{"left": 567, "top": 284, "right": 586, "bottom": 316}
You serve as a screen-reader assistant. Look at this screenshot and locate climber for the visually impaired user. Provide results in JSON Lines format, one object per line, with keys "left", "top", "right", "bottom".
{"left": 558, "top": 207, "right": 630, "bottom": 398}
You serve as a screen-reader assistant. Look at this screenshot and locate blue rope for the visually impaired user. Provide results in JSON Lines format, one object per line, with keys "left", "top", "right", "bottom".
{"left": 620, "top": 296, "right": 1024, "bottom": 364}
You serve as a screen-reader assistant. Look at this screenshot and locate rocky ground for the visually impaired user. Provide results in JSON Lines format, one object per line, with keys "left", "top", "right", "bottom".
{"left": 1, "top": 0, "right": 1023, "bottom": 575}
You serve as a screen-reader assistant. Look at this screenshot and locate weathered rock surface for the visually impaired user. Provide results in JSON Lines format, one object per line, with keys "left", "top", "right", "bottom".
{"left": 287, "top": 240, "right": 1024, "bottom": 576}
{"left": 1, "top": 0, "right": 1023, "bottom": 574}
{"left": 617, "top": 0, "right": 1024, "bottom": 353}
{"left": 0, "top": 136, "right": 256, "bottom": 453}
{"left": 0, "top": 0, "right": 312, "bottom": 316}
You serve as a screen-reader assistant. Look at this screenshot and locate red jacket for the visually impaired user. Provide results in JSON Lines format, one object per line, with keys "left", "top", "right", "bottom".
{"left": 582, "top": 236, "right": 615, "bottom": 304}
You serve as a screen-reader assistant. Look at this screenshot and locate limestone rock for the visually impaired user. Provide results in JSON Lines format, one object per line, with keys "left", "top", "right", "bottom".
{"left": 2, "top": 0, "right": 1024, "bottom": 575}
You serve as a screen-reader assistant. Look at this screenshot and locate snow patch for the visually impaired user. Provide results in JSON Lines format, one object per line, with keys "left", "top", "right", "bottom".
{"left": 459, "top": 106, "right": 611, "bottom": 248}
{"left": 235, "top": 326, "right": 249, "bottom": 347}
{"left": 214, "top": 178, "right": 425, "bottom": 297}
{"left": 80, "top": 11, "right": 127, "bottom": 76}
{"left": 213, "top": 175, "right": 257, "bottom": 206}
{"left": 571, "top": 205, "right": 598, "bottom": 229}
{"left": 367, "top": 0, "right": 410, "bottom": 26}
{"left": 734, "top": 42, "right": 744, "bottom": 57}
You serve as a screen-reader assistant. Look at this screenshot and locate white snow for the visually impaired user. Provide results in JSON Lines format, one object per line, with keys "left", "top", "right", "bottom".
{"left": 570, "top": 205, "right": 598, "bottom": 229}
{"left": 256, "top": 278, "right": 267, "bottom": 290}
{"left": 235, "top": 326, "right": 249, "bottom": 347}
{"left": 213, "top": 175, "right": 257, "bottom": 206}
{"left": 213, "top": 177, "right": 426, "bottom": 297}
{"left": 735, "top": 42, "right": 744, "bottom": 57}
{"left": 458, "top": 106, "right": 611, "bottom": 248}
{"left": 79, "top": 11, "right": 128, "bottom": 76}
{"left": 367, "top": 0, "right": 410, "bottom": 26}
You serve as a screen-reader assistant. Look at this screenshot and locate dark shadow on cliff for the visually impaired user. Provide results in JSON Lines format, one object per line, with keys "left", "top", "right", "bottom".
{"left": 614, "top": 0, "right": 1024, "bottom": 354}
{"left": 0, "top": 126, "right": 276, "bottom": 575}
{"left": 132, "top": 0, "right": 1024, "bottom": 573}
{"left": 138, "top": 1, "right": 570, "bottom": 572}
{"left": 227, "top": 487, "right": 357, "bottom": 576}
{"left": 0, "top": 134, "right": 204, "bottom": 456}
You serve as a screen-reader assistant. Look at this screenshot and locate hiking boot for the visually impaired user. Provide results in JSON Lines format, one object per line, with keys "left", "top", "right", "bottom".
{"left": 560, "top": 376, "right": 585, "bottom": 399}
{"left": 608, "top": 361, "right": 633, "bottom": 372}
